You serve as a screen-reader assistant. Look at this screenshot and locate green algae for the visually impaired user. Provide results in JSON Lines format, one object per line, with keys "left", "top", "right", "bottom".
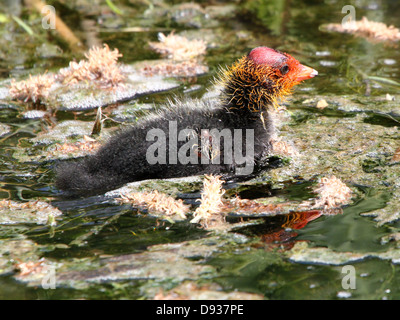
{"left": 0, "top": 200, "right": 62, "bottom": 226}
{"left": 14, "top": 235, "right": 231, "bottom": 291}
{"left": 289, "top": 241, "right": 400, "bottom": 266}
{"left": 0, "top": 238, "right": 43, "bottom": 276}
{"left": 261, "top": 93, "right": 400, "bottom": 226}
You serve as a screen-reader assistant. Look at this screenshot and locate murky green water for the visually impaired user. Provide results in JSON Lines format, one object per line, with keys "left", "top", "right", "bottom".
{"left": 1, "top": 0, "right": 400, "bottom": 300}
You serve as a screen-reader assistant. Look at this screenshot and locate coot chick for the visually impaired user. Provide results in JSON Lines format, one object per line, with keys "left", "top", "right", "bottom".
{"left": 56, "top": 47, "right": 317, "bottom": 196}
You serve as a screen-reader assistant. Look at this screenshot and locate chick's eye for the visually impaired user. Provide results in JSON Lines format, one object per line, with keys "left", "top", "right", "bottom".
{"left": 280, "top": 65, "right": 289, "bottom": 75}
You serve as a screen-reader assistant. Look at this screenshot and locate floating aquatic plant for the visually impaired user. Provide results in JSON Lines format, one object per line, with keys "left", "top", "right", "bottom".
{"left": 9, "top": 73, "right": 55, "bottom": 105}
{"left": 224, "top": 196, "right": 285, "bottom": 216}
{"left": 302, "top": 175, "right": 353, "bottom": 210}
{"left": 190, "top": 175, "right": 225, "bottom": 228}
{"left": 7, "top": 43, "right": 180, "bottom": 111}
{"left": 8, "top": 44, "right": 125, "bottom": 108}
{"left": 57, "top": 44, "right": 125, "bottom": 88}
{"left": 270, "top": 138, "right": 298, "bottom": 157}
{"left": 141, "top": 60, "right": 208, "bottom": 78}
{"left": 144, "top": 32, "right": 208, "bottom": 78}
{"left": 153, "top": 281, "right": 263, "bottom": 300}
{"left": 117, "top": 190, "right": 190, "bottom": 220}
{"left": 53, "top": 135, "right": 101, "bottom": 156}
{"left": 324, "top": 17, "right": 400, "bottom": 43}
{"left": 114, "top": 174, "right": 352, "bottom": 229}
{"left": 0, "top": 200, "right": 62, "bottom": 225}
{"left": 149, "top": 32, "right": 207, "bottom": 61}
{"left": 116, "top": 175, "right": 225, "bottom": 226}
{"left": 391, "top": 146, "right": 400, "bottom": 163}
{"left": 14, "top": 258, "right": 46, "bottom": 277}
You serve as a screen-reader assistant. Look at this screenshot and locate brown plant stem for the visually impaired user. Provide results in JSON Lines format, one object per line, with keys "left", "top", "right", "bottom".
{"left": 24, "top": 0, "right": 83, "bottom": 51}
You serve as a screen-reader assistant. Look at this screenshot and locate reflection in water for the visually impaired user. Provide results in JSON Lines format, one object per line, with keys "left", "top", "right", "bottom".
{"left": 233, "top": 210, "right": 324, "bottom": 248}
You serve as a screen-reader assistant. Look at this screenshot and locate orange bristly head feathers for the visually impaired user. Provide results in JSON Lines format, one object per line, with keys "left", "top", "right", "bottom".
{"left": 220, "top": 46, "right": 318, "bottom": 112}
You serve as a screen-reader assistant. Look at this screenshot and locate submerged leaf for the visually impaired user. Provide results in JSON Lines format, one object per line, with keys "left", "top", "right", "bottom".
{"left": 367, "top": 76, "right": 400, "bottom": 87}
{"left": 11, "top": 15, "right": 34, "bottom": 36}
{"left": 106, "top": 0, "right": 124, "bottom": 15}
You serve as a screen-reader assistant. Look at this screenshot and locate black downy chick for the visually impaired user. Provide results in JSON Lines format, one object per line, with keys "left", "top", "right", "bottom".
{"left": 56, "top": 47, "right": 317, "bottom": 196}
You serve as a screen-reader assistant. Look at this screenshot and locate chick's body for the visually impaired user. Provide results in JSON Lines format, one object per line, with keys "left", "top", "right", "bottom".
{"left": 56, "top": 47, "right": 317, "bottom": 196}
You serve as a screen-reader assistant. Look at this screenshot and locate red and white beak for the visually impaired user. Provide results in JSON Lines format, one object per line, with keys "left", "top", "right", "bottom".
{"left": 295, "top": 64, "right": 318, "bottom": 82}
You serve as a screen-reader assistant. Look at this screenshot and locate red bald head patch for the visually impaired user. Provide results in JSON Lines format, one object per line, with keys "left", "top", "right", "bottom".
{"left": 247, "top": 47, "right": 288, "bottom": 68}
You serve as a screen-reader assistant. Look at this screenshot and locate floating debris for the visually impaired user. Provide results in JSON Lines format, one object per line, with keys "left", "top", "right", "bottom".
{"left": 289, "top": 241, "right": 400, "bottom": 265}
{"left": 52, "top": 136, "right": 101, "bottom": 157}
{"left": 149, "top": 32, "right": 207, "bottom": 61}
{"left": 316, "top": 99, "right": 329, "bottom": 109}
{"left": 116, "top": 175, "right": 225, "bottom": 226}
{"left": 381, "top": 232, "right": 400, "bottom": 245}
{"left": 391, "top": 146, "right": 400, "bottom": 163}
{"left": 312, "top": 176, "right": 353, "bottom": 208}
{"left": 324, "top": 17, "right": 400, "bottom": 43}
{"left": 6, "top": 44, "right": 179, "bottom": 111}
{"left": 114, "top": 174, "right": 350, "bottom": 229}
{"left": 117, "top": 190, "right": 190, "bottom": 220}
{"left": 386, "top": 93, "right": 395, "bottom": 101}
{"left": 270, "top": 138, "right": 298, "bottom": 157}
{"left": 361, "top": 190, "right": 400, "bottom": 226}
{"left": 190, "top": 175, "right": 225, "bottom": 228}
{"left": 14, "top": 258, "right": 46, "bottom": 277}
{"left": 53, "top": 78, "right": 178, "bottom": 111}
{"left": 32, "top": 120, "right": 102, "bottom": 145}
{"left": 57, "top": 44, "right": 125, "bottom": 88}
{"left": 14, "top": 257, "right": 60, "bottom": 287}
{"left": 0, "top": 239, "right": 45, "bottom": 277}
{"left": 9, "top": 73, "right": 55, "bottom": 105}
{"left": 0, "top": 200, "right": 62, "bottom": 225}
{"left": 153, "top": 281, "right": 263, "bottom": 300}
{"left": 14, "top": 236, "right": 227, "bottom": 290}
{"left": 0, "top": 123, "right": 11, "bottom": 137}
{"left": 301, "top": 176, "right": 353, "bottom": 210}
{"left": 141, "top": 60, "right": 208, "bottom": 78}
{"left": 224, "top": 196, "right": 285, "bottom": 216}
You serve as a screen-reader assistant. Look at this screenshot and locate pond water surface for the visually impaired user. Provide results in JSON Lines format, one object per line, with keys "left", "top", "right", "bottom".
{"left": 1, "top": 0, "right": 400, "bottom": 300}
